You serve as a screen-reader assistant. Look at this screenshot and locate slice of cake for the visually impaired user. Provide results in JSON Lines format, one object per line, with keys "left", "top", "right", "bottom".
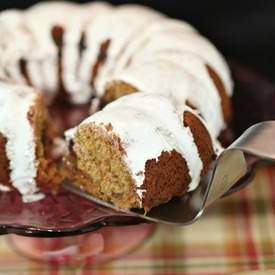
{"left": 0, "top": 81, "right": 64, "bottom": 202}
{"left": 65, "top": 93, "right": 218, "bottom": 211}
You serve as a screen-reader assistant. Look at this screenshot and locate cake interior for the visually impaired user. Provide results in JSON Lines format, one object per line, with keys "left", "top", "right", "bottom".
{"left": 65, "top": 124, "right": 141, "bottom": 209}
{"left": 32, "top": 96, "right": 65, "bottom": 191}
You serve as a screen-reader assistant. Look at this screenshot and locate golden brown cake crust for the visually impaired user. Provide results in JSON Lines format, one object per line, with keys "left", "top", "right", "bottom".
{"left": 183, "top": 111, "right": 216, "bottom": 176}
{"left": 0, "top": 134, "right": 11, "bottom": 186}
{"left": 207, "top": 65, "right": 232, "bottom": 123}
{"left": 103, "top": 80, "right": 138, "bottom": 103}
{"left": 141, "top": 150, "right": 191, "bottom": 212}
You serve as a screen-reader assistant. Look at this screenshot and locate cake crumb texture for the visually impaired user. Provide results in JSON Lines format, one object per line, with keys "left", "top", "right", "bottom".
{"left": 65, "top": 124, "right": 140, "bottom": 209}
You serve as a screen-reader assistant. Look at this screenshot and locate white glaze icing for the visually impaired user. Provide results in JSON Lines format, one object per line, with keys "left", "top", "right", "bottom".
{"left": 0, "top": 10, "right": 32, "bottom": 85}
{"left": 133, "top": 31, "right": 233, "bottom": 95}
{"left": 26, "top": 61, "right": 45, "bottom": 89}
{"left": 80, "top": 4, "right": 163, "bottom": 99}
{"left": 23, "top": 2, "right": 112, "bottom": 104}
{"left": 0, "top": 184, "right": 11, "bottom": 192}
{"left": 24, "top": 2, "right": 79, "bottom": 99}
{"left": 66, "top": 93, "right": 206, "bottom": 201}
{"left": 0, "top": 9, "right": 45, "bottom": 92}
{"left": 62, "top": 2, "right": 112, "bottom": 103}
{"left": 112, "top": 17, "right": 196, "bottom": 74}
{"left": 0, "top": 82, "right": 44, "bottom": 202}
{"left": 24, "top": 2, "right": 78, "bottom": 56}
{"left": 95, "top": 17, "right": 197, "bottom": 94}
{"left": 40, "top": 58, "right": 59, "bottom": 102}
{"left": 107, "top": 58, "right": 225, "bottom": 138}
{"left": 0, "top": 2, "right": 232, "bottom": 103}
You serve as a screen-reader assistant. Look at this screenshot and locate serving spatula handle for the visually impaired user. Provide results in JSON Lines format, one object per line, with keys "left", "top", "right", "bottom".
{"left": 206, "top": 121, "right": 275, "bottom": 207}
{"left": 230, "top": 121, "right": 275, "bottom": 160}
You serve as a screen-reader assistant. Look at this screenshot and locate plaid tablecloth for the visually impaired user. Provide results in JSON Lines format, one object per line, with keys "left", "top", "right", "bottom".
{"left": 1, "top": 166, "right": 275, "bottom": 275}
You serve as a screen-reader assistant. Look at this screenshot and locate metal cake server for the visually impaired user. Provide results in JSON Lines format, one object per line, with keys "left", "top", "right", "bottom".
{"left": 65, "top": 121, "right": 275, "bottom": 226}
{"left": 0, "top": 121, "right": 274, "bottom": 237}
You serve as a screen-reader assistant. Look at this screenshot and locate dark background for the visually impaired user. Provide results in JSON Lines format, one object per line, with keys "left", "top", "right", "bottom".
{"left": 1, "top": 0, "right": 274, "bottom": 83}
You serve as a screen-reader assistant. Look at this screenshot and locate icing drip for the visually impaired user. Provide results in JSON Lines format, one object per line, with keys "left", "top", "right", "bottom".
{"left": 0, "top": 82, "right": 43, "bottom": 202}
{"left": 0, "top": 10, "right": 33, "bottom": 85}
{"left": 62, "top": 2, "right": 112, "bottom": 103}
{"left": 90, "top": 5, "right": 163, "bottom": 91}
{"left": 112, "top": 18, "right": 196, "bottom": 77}
{"left": 80, "top": 4, "right": 163, "bottom": 96}
{"left": 0, "top": 184, "right": 11, "bottom": 192}
{"left": 24, "top": 1, "right": 112, "bottom": 104}
{"left": 24, "top": 2, "right": 77, "bottom": 99}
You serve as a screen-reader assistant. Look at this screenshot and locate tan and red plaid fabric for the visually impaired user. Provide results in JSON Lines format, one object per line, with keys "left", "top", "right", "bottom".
{"left": 1, "top": 166, "right": 275, "bottom": 274}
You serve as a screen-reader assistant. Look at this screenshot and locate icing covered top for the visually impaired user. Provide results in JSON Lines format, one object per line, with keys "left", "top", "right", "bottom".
{"left": 110, "top": 17, "right": 197, "bottom": 76}
{"left": 107, "top": 58, "right": 225, "bottom": 138}
{"left": 24, "top": 1, "right": 112, "bottom": 103}
{"left": 0, "top": 10, "right": 33, "bottom": 85}
{"left": 80, "top": 4, "right": 163, "bottom": 99}
{"left": 0, "top": 1, "right": 232, "bottom": 107}
{"left": 133, "top": 31, "right": 233, "bottom": 95}
{"left": 66, "top": 93, "right": 211, "bottom": 200}
{"left": 0, "top": 82, "right": 44, "bottom": 202}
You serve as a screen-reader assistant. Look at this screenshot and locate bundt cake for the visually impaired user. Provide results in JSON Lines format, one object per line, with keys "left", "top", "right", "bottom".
{"left": 0, "top": 1, "right": 233, "bottom": 210}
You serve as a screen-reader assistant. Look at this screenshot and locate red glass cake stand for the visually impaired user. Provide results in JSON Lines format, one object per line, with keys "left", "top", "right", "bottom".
{"left": 3, "top": 61, "right": 275, "bottom": 265}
